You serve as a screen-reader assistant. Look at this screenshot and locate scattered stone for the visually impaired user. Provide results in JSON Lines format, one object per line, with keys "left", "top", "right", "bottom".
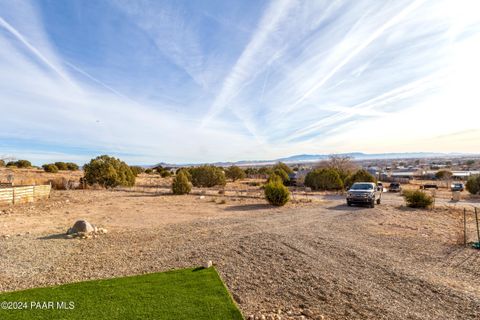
{"left": 302, "top": 309, "right": 313, "bottom": 317}
{"left": 203, "top": 260, "right": 213, "bottom": 268}
{"left": 199, "top": 195, "right": 205, "bottom": 199}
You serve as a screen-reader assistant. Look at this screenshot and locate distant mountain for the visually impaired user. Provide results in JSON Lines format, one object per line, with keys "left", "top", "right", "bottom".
{"left": 279, "top": 152, "right": 449, "bottom": 162}
{"left": 151, "top": 152, "right": 473, "bottom": 168}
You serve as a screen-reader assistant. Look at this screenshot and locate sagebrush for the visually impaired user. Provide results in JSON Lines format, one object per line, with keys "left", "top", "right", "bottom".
{"left": 264, "top": 180, "right": 290, "bottom": 206}
{"left": 402, "top": 190, "right": 433, "bottom": 208}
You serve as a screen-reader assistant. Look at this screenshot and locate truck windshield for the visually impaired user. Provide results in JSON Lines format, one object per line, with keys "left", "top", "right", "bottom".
{"left": 351, "top": 183, "right": 374, "bottom": 190}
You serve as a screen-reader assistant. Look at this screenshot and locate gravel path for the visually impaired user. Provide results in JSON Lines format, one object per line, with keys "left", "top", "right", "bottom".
{"left": 1, "top": 192, "right": 479, "bottom": 319}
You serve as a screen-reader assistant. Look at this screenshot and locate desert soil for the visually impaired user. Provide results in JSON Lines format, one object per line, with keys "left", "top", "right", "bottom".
{"left": 0, "top": 174, "right": 479, "bottom": 319}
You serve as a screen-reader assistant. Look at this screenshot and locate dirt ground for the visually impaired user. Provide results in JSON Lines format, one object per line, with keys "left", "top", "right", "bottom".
{"left": 0, "top": 172, "right": 480, "bottom": 319}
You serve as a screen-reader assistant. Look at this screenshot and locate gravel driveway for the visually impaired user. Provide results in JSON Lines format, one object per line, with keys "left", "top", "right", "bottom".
{"left": 1, "top": 191, "right": 479, "bottom": 319}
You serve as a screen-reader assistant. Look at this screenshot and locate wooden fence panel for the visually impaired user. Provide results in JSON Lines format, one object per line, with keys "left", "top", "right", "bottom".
{"left": 0, "top": 188, "right": 14, "bottom": 204}
{"left": 0, "top": 184, "right": 51, "bottom": 205}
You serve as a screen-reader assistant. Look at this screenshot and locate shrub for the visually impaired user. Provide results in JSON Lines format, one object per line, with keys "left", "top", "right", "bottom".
{"left": 257, "top": 167, "right": 273, "bottom": 178}
{"left": 66, "top": 162, "right": 79, "bottom": 171}
{"left": 160, "top": 170, "right": 172, "bottom": 178}
{"left": 130, "top": 166, "right": 144, "bottom": 176}
{"left": 83, "top": 155, "right": 135, "bottom": 188}
{"left": 0, "top": 159, "right": 4, "bottom": 167}
{"left": 402, "top": 190, "right": 434, "bottom": 208}
{"left": 273, "top": 168, "right": 289, "bottom": 184}
{"left": 466, "top": 175, "right": 480, "bottom": 195}
{"left": 267, "top": 174, "right": 283, "bottom": 184}
{"left": 145, "top": 168, "right": 153, "bottom": 174}
{"left": 6, "top": 160, "right": 31, "bottom": 168}
{"left": 435, "top": 170, "right": 452, "bottom": 180}
{"left": 273, "top": 162, "right": 293, "bottom": 175}
{"left": 176, "top": 168, "right": 192, "bottom": 181}
{"left": 344, "top": 169, "right": 376, "bottom": 188}
{"left": 304, "top": 168, "right": 343, "bottom": 191}
{"left": 190, "top": 166, "right": 226, "bottom": 187}
{"left": 264, "top": 180, "right": 290, "bottom": 206}
{"left": 244, "top": 167, "right": 258, "bottom": 177}
{"left": 17, "top": 160, "right": 32, "bottom": 168}
{"left": 54, "top": 162, "right": 68, "bottom": 170}
{"left": 172, "top": 171, "right": 191, "bottom": 195}
{"left": 225, "top": 166, "right": 246, "bottom": 181}
{"left": 42, "top": 163, "right": 59, "bottom": 173}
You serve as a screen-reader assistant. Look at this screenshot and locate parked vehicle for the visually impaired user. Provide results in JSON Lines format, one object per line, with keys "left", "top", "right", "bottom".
{"left": 388, "top": 182, "right": 402, "bottom": 192}
{"left": 285, "top": 173, "right": 297, "bottom": 186}
{"left": 346, "top": 182, "right": 382, "bottom": 208}
{"left": 420, "top": 184, "right": 438, "bottom": 190}
{"left": 451, "top": 183, "right": 464, "bottom": 192}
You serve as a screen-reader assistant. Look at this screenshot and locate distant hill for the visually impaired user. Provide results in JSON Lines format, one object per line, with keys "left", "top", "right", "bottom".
{"left": 151, "top": 152, "right": 472, "bottom": 168}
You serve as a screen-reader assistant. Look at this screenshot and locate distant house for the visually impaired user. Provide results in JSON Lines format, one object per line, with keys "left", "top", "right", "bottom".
{"left": 452, "top": 171, "right": 480, "bottom": 179}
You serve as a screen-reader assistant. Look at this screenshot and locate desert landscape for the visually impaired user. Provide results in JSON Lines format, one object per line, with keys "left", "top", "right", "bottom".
{"left": 1, "top": 167, "right": 479, "bottom": 319}
{"left": 2, "top": 1, "right": 480, "bottom": 319}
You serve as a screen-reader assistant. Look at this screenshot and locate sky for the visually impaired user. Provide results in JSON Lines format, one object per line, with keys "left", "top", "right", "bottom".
{"left": 1, "top": 0, "right": 479, "bottom": 165}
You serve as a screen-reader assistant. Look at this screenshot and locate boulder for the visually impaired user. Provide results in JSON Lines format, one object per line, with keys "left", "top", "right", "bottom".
{"left": 67, "top": 220, "right": 94, "bottom": 235}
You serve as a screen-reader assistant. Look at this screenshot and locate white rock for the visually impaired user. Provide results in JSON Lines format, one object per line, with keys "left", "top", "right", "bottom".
{"left": 203, "top": 260, "right": 213, "bottom": 268}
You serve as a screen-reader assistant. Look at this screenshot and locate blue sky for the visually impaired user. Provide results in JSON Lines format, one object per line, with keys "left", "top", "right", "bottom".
{"left": 1, "top": 0, "right": 479, "bottom": 165}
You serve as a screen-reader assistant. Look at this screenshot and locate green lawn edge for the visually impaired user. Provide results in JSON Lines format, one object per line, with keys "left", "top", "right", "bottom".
{"left": 0, "top": 267, "right": 244, "bottom": 320}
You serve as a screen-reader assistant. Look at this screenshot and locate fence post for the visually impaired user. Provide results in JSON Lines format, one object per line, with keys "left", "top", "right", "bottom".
{"left": 464, "top": 208, "right": 467, "bottom": 247}
{"left": 12, "top": 186, "right": 15, "bottom": 205}
{"left": 475, "top": 207, "right": 480, "bottom": 244}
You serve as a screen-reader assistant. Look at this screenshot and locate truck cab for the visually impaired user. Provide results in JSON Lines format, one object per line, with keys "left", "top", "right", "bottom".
{"left": 346, "top": 182, "right": 382, "bottom": 208}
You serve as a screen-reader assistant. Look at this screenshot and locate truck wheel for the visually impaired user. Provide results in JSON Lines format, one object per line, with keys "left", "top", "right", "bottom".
{"left": 370, "top": 201, "right": 375, "bottom": 208}
{"left": 377, "top": 198, "right": 381, "bottom": 205}
{"left": 347, "top": 201, "right": 352, "bottom": 207}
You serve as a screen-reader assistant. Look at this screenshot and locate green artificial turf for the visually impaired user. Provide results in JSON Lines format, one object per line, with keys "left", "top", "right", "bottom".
{"left": 0, "top": 267, "right": 243, "bottom": 319}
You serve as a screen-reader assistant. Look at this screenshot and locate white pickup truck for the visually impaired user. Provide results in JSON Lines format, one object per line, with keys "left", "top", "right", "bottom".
{"left": 346, "top": 182, "right": 382, "bottom": 208}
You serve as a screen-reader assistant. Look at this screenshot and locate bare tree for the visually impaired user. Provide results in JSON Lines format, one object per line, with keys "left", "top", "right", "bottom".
{"left": 316, "top": 155, "right": 358, "bottom": 182}
{"left": 435, "top": 170, "right": 453, "bottom": 188}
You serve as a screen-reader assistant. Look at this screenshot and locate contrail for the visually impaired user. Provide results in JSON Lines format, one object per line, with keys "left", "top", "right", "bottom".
{"left": 64, "top": 62, "right": 135, "bottom": 102}
{"left": 0, "top": 16, "right": 133, "bottom": 103}
{"left": 0, "top": 16, "right": 72, "bottom": 84}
